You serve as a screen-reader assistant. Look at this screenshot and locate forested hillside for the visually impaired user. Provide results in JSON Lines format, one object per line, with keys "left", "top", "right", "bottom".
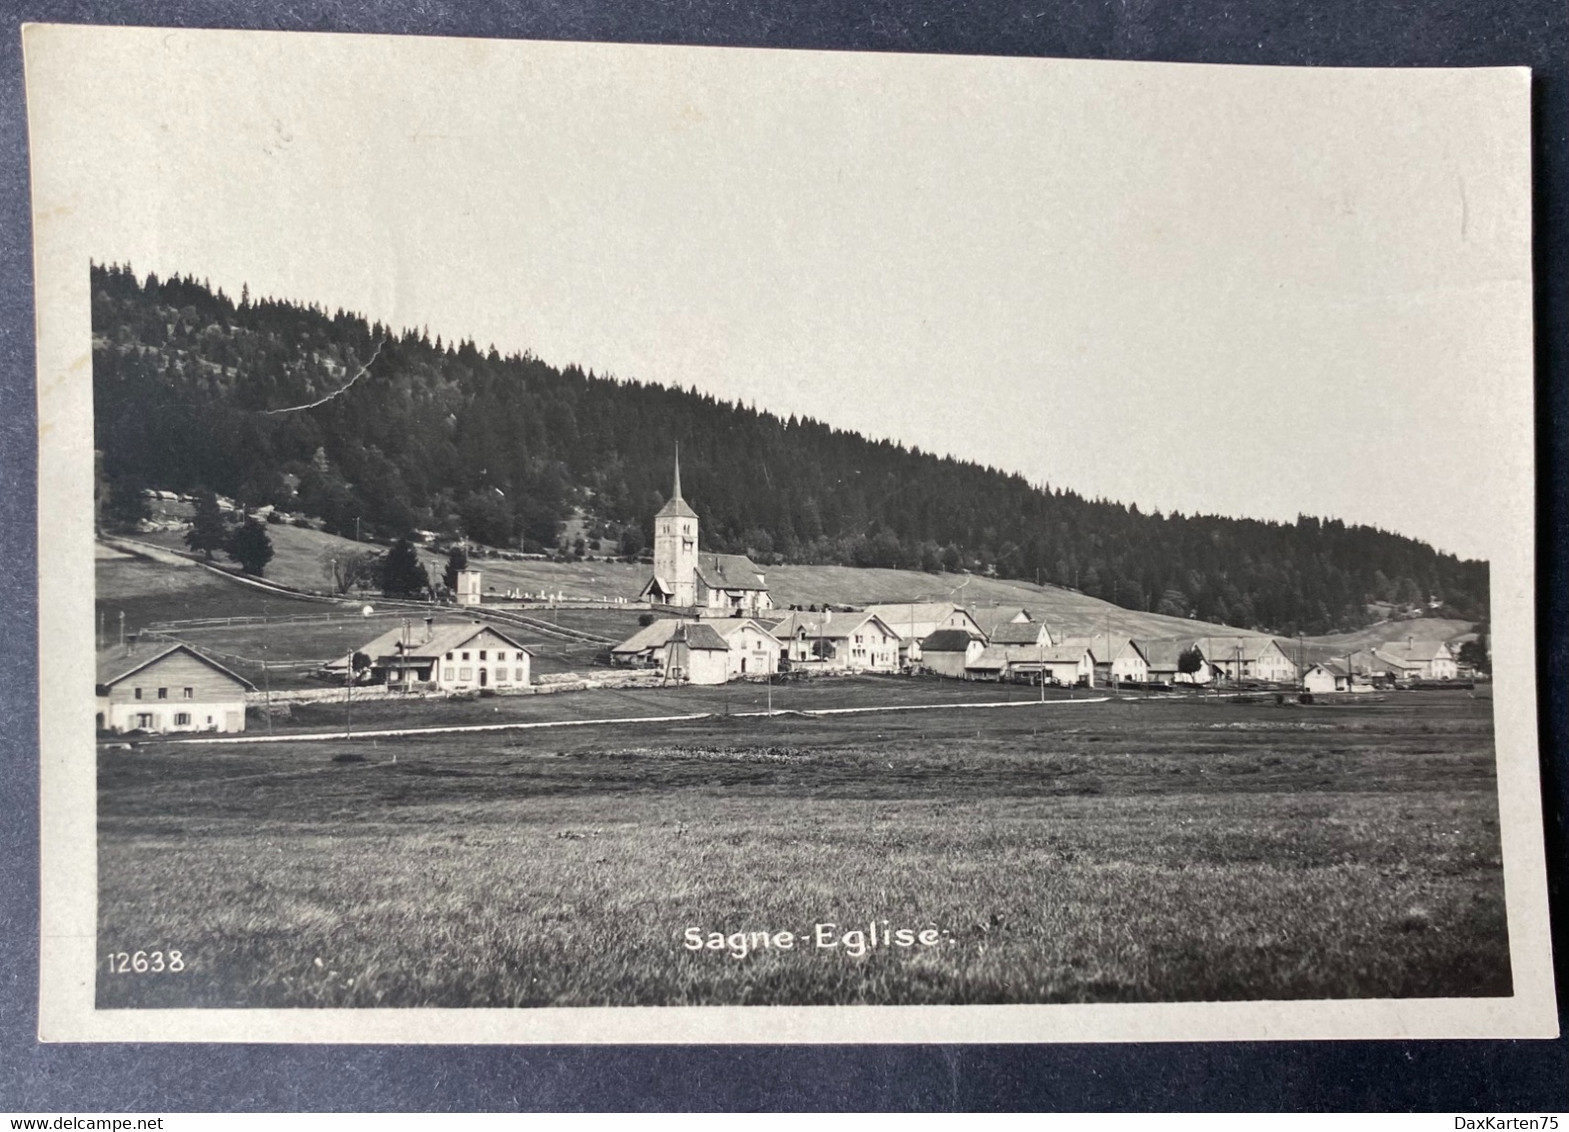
{"left": 91, "top": 263, "right": 1488, "bottom": 634}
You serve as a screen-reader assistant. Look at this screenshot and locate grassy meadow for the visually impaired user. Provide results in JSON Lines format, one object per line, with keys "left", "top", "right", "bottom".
{"left": 97, "top": 684, "right": 1510, "bottom": 1008}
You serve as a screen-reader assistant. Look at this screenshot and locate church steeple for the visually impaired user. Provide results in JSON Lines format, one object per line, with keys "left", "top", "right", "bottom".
{"left": 652, "top": 443, "right": 699, "bottom": 607}
{"left": 656, "top": 444, "right": 697, "bottom": 520}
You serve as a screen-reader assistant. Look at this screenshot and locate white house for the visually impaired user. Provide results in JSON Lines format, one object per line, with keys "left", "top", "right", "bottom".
{"left": 986, "top": 620, "right": 1055, "bottom": 649}
{"left": 707, "top": 618, "right": 784, "bottom": 678}
{"left": 1303, "top": 660, "right": 1353, "bottom": 694}
{"left": 862, "top": 603, "right": 985, "bottom": 663}
{"left": 334, "top": 619, "right": 534, "bottom": 692}
{"left": 1199, "top": 637, "right": 1298, "bottom": 684}
{"left": 97, "top": 643, "right": 255, "bottom": 734}
{"left": 609, "top": 618, "right": 732, "bottom": 684}
{"left": 1377, "top": 639, "right": 1459, "bottom": 680}
{"left": 1061, "top": 634, "right": 1150, "bottom": 685}
{"left": 773, "top": 610, "right": 902, "bottom": 673}
{"left": 614, "top": 616, "right": 781, "bottom": 679}
{"left": 1139, "top": 639, "right": 1212, "bottom": 685}
{"left": 638, "top": 449, "right": 772, "bottom": 618}
{"left": 1039, "top": 643, "right": 1096, "bottom": 687}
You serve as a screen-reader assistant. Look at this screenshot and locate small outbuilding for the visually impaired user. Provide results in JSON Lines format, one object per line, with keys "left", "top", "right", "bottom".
{"left": 919, "top": 628, "right": 987, "bottom": 678}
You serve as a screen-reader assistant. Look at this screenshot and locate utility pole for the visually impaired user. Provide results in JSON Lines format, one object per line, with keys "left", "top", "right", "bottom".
{"left": 345, "top": 648, "right": 353, "bottom": 737}
{"left": 262, "top": 600, "right": 273, "bottom": 735}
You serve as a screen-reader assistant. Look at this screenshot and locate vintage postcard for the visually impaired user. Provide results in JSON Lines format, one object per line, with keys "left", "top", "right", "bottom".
{"left": 25, "top": 23, "right": 1556, "bottom": 1042}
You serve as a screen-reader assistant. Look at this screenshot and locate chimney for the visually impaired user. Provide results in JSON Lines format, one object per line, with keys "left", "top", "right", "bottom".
{"left": 424, "top": 617, "right": 434, "bottom": 644}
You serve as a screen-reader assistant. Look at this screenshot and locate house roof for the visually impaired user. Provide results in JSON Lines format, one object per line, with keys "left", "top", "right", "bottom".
{"left": 1377, "top": 640, "right": 1452, "bottom": 663}
{"left": 1368, "top": 647, "right": 1423, "bottom": 671}
{"left": 966, "top": 606, "right": 1034, "bottom": 637}
{"left": 669, "top": 622, "right": 729, "bottom": 651}
{"left": 862, "top": 602, "right": 971, "bottom": 632}
{"left": 1041, "top": 644, "right": 1094, "bottom": 664}
{"left": 696, "top": 553, "right": 768, "bottom": 591}
{"left": 1196, "top": 636, "right": 1285, "bottom": 664}
{"left": 1060, "top": 634, "right": 1145, "bottom": 664}
{"left": 968, "top": 644, "right": 1057, "bottom": 670}
{"left": 922, "top": 628, "right": 983, "bottom": 653}
{"left": 97, "top": 643, "right": 256, "bottom": 692}
{"left": 989, "top": 620, "right": 1050, "bottom": 646}
{"left": 332, "top": 620, "right": 533, "bottom": 667}
{"left": 1137, "top": 638, "right": 1203, "bottom": 671}
{"left": 698, "top": 618, "right": 781, "bottom": 644}
{"left": 966, "top": 646, "right": 1011, "bottom": 671}
{"left": 774, "top": 610, "right": 896, "bottom": 642}
{"left": 612, "top": 618, "right": 735, "bottom": 655}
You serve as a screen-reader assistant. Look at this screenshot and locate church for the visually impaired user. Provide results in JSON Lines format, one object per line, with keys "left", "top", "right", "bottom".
{"left": 638, "top": 450, "right": 773, "bottom": 618}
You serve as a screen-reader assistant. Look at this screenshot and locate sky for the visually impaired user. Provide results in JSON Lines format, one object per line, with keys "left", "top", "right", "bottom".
{"left": 29, "top": 27, "right": 1534, "bottom": 560}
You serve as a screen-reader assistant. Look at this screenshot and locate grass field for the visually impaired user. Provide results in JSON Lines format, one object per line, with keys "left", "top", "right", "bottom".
{"left": 97, "top": 683, "right": 1509, "bottom": 1008}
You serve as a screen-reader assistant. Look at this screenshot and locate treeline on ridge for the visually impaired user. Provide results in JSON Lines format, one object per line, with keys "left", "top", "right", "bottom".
{"left": 90, "top": 263, "right": 1487, "bottom": 635}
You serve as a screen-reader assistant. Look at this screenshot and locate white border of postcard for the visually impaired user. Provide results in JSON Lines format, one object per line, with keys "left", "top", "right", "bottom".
{"left": 25, "top": 23, "right": 1558, "bottom": 1043}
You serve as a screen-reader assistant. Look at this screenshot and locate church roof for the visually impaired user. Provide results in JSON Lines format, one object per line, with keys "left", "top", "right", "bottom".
{"left": 696, "top": 552, "right": 768, "bottom": 591}
{"left": 656, "top": 495, "right": 698, "bottom": 519}
{"left": 657, "top": 445, "right": 699, "bottom": 518}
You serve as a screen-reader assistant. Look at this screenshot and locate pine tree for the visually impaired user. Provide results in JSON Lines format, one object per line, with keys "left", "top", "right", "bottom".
{"left": 442, "top": 546, "right": 468, "bottom": 592}
{"left": 382, "top": 539, "right": 429, "bottom": 598}
{"left": 226, "top": 517, "right": 274, "bottom": 576}
{"left": 184, "top": 490, "right": 227, "bottom": 562}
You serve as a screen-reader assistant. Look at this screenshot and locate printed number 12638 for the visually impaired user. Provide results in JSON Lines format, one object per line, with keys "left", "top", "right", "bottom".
{"left": 105, "top": 950, "right": 184, "bottom": 974}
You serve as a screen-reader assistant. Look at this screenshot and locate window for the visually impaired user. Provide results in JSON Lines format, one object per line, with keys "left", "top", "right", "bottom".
{"left": 174, "top": 712, "right": 191, "bottom": 726}
{"left": 445, "top": 652, "right": 453, "bottom": 660}
{"left": 182, "top": 687, "right": 194, "bottom": 699}
{"left": 459, "top": 667, "right": 472, "bottom": 681}
{"left": 133, "top": 688, "right": 142, "bottom": 700}
{"left": 157, "top": 688, "right": 168, "bottom": 700}
{"left": 442, "top": 667, "right": 455, "bottom": 681}
{"left": 479, "top": 650, "right": 487, "bottom": 661}
{"left": 462, "top": 652, "right": 470, "bottom": 661}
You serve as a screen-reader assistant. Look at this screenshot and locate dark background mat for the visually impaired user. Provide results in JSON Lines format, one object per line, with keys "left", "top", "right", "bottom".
{"left": 1, "top": 0, "right": 1564, "bottom": 1112}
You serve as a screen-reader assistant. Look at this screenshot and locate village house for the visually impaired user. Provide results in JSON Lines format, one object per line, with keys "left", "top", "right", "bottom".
{"left": 1061, "top": 634, "right": 1150, "bottom": 685}
{"left": 609, "top": 618, "right": 731, "bottom": 684}
{"left": 611, "top": 616, "right": 781, "bottom": 680}
{"left": 1138, "top": 638, "right": 1212, "bottom": 685}
{"left": 987, "top": 619, "right": 1055, "bottom": 649}
{"left": 862, "top": 602, "right": 984, "bottom": 665}
{"left": 772, "top": 610, "right": 902, "bottom": 673}
{"left": 1302, "top": 659, "right": 1360, "bottom": 694}
{"left": 1198, "top": 637, "right": 1298, "bottom": 684}
{"left": 966, "top": 607, "right": 1036, "bottom": 641}
{"left": 965, "top": 643, "right": 1063, "bottom": 683}
{"left": 638, "top": 450, "right": 773, "bottom": 618}
{"left": 708, "top": 618, "right": 784, "bottom": 678}
{"left": 97, "top": 643, "right": 255, "bottom": 734}
{"left": 1039, "top": 643, "right": 1097, "bottom": 687}
{"left": 332, "top": 619, "right": 534, "bottom": 692}
{"left": 1376, "top": 639, "right": 1459, "bottom": 680}
{"left": 918, "top": 628, "right": 987, "bottom": 678}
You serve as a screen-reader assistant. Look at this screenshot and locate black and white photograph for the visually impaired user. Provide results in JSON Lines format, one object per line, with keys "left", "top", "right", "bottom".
{"left": 24, "top": 24, "right": 1556, "bottom": 1043}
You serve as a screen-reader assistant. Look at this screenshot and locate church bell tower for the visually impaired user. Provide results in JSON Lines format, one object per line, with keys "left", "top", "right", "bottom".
{"left": 652, "top": 446, "right": 699, "bottom": 607}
